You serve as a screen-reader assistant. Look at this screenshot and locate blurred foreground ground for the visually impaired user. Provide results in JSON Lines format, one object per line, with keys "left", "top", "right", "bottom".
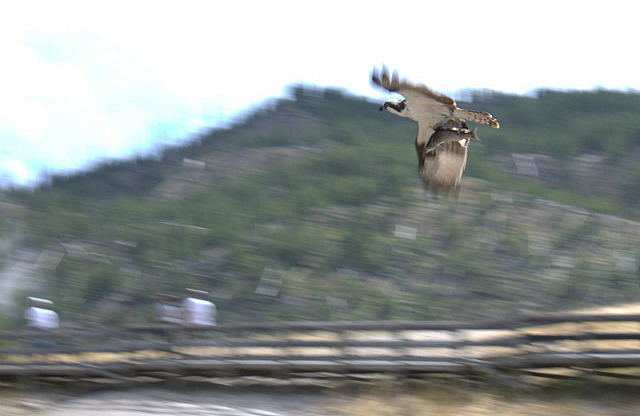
{"left": 3, "top": 379, "right": 640, "bottom": 415}
{"left": 2, "top": 385, "right": 327, "bottom": 416}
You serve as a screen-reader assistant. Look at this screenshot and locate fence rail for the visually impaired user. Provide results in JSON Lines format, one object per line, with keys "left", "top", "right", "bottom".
{"left": 3, "top": 312, "right": 640, "bottom": 382}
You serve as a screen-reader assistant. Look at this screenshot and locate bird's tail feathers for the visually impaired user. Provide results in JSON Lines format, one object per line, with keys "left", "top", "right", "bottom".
{"left": 454, "top": 109, "right": 500, "bottom": 128}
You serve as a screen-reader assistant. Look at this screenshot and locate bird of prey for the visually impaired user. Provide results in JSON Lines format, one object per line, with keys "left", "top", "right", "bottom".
{"left": 371, "top": 66, "right": 499, "bottom": 194}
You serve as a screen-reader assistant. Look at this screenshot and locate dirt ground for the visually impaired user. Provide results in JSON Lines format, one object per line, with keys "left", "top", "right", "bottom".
{"left": 1, "top": 384, "right": 337, "bottom": 416}
{"left": 3, "top": 378, "right": 640, "bottom": 416}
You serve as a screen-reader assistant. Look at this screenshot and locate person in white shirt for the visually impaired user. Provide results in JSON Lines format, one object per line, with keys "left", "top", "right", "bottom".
{"left": 24, "top": 297, "right": 59, "bottom": 330}
{"left": 182, "top": 288, "right": 216, "bottom": 326}
{"left": 24, "top": 297, "right": 59, "bottom": 350}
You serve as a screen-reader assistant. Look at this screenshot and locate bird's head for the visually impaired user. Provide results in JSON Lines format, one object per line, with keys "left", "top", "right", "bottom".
{"left": 379, "top": 99, "right": 409, "bottom": 117}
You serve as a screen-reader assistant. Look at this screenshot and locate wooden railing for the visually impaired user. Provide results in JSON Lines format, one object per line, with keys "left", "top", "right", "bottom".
{"left": 2, "top": 312, "right": 640, "bottom": 382}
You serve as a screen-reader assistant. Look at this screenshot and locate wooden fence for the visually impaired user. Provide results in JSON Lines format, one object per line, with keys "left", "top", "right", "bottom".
{"left": 2, "top": 312, "right": 640, "bottom": 382}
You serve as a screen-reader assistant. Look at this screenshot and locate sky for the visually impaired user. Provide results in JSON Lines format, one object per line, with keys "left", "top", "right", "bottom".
{"left": 1, "top": 0, "right": 638, "bottom": 188}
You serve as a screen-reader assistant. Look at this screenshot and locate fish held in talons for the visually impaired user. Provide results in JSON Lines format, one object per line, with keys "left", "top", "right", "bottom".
{"left": 424, "top": 127, "right": 479, "bottom": 154}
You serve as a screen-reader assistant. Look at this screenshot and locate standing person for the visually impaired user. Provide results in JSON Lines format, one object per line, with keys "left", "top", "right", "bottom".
{"left": 24, "top": 297, "right": 42, "bottom": 330}
{"left": 154, "top": 294, "right": 183, "bottom": 324}
{"left": 24, "top": 297, "right": 59, "bottom": 330}
{"left": 24, "top": 297, "right": 59, "bottom": 349}
{"left": 182, "top": 288, "right": 216, "bottom": 326}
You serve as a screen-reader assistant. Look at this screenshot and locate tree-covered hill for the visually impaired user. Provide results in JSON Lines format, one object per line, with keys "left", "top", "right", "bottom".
{"left": 1, "top": 85, "right": 639, "bottom": 327}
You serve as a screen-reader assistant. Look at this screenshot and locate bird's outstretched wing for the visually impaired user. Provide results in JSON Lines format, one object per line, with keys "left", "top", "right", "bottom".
{"left": 371, "top": 66, "right": 454, "bottom": 106}
{"left": 371, "top": 66, "right": 455, "bottom": 127}
{"left": 371, "top": 66, "right": 499, "bottom": 129}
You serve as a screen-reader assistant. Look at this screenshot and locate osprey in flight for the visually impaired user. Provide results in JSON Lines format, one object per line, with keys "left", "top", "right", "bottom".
{"left": 371, "top": 66, "right": 499, "bottom": 194}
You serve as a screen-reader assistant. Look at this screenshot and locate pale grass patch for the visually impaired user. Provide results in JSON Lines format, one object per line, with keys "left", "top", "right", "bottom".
{"left": 323, "top": 380, "right": 639, "bottom": 416}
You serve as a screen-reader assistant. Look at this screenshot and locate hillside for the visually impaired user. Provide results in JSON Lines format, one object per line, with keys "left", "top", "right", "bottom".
{"left": 1, "top": 86, "right": 639, "bottom": 327}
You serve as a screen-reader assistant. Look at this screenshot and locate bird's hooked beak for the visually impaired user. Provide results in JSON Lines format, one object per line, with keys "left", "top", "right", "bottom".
{"left": 378, "top": 102, "right": 388, "bottom": 112}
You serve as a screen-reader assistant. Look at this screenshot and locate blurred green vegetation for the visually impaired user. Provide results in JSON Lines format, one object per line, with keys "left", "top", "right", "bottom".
{"left": 2, "top": 85, "right": 640, "bottom": 326}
